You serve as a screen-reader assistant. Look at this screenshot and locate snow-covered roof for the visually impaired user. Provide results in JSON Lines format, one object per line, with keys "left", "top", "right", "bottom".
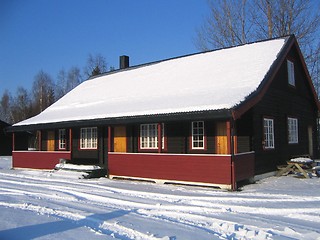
{"left": 15, "top": 37, "right": 288, "bottom": 127}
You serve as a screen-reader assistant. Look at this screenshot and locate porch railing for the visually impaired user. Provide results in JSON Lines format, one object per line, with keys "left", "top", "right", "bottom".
{"left": 12, "top": 151, "right": 71, "bottom": 169}
{"left": 108, "top": 152, "right": 255, "bottom": 190}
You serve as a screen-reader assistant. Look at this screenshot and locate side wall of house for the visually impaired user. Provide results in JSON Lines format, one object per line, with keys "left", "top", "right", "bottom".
{"left": 0, "top": 123, "right": 12, "bottom": 155}
{"left": 249, "top": 46, "right": 318, "bottom": 174}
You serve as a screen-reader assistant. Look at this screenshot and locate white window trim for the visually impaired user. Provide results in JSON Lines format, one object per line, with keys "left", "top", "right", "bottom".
{"left": 288, "top": 117, "right": 299, "bottom": 144}
{"left": 58, "top": 129, "right": 66, "bottom": 150}
{"left": 140, "top": 123, "right": 164, "bottom": 150}
{"left": 80, "top": 127, "right": 98, "bottom": 149}
{"left": 192, "top": 121, "right": 205, "bottom": 149}
{"left": 264, "top": 118, "right": 275, "bottom": 149}
{"left": 287, "top": 60, "right": 295, "bottom": 86}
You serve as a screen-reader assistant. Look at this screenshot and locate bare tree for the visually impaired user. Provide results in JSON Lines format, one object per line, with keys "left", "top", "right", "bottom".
{"left": 252, "top": 0, "right": 320, "bottom": 93}
{"left": 55, "top": 69, "right": 67, "bottom": 100}
{"left": 0, "top": 90, "right": 13, "bottom": 123}
{"left": 196, "top": 0, "right": 320, "bottom": 96}
{"left": 11, "top": 87, "right": 32, "bottom": 124}
{"left": 67, "top": 66, "right": 82, "bottom": 92}
{"left": 195, "top": 0, "right": 252, "bottom": 50}
{"left": 32, "top": 70, "right": 55, "bottom": 113}
{"left": 55, "top": 67, "right": 83, "bottom": 100}
{"left": 83, "top": 53, "right": 107, "bottom": 79}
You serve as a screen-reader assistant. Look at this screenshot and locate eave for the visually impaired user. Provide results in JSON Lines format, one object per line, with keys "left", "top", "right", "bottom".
{"left": 7, "top": 109, "right": 233, "bottom": 132}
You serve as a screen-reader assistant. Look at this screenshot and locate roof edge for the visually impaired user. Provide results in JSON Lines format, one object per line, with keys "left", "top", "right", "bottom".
{"left": 232, "top": 34, "right": 301, "bottom": 119}
{"left": 8, "top": 109, "right": 233, "bottom": 132}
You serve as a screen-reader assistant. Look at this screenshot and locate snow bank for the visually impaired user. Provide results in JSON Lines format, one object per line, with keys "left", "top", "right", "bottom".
{"left": 55, "top": 163, "right": 102, "bottom": 171}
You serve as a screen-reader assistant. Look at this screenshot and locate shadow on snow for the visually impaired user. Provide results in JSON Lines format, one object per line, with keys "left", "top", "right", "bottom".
{"left": 0, "top": 210, "right": 131, "bottom": 240}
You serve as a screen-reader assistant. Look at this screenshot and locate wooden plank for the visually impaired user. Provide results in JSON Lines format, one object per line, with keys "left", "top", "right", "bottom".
{"left": 276, "top": 163, "right": 294, "bottom": 176}
{"left": 294, "top": 163, "right": 310, "bottom": 178}
{"left": 114, "top": 126, "right": 127, "bottom": 152}
{"left": 216, "top": 122, "right": 228, "bottom": 154}
{"left": 47, "top": 131, "right": 55, "bottom": 151}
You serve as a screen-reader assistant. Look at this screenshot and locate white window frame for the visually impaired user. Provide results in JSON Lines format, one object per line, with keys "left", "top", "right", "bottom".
{"left": 288, "top": 117, "right": 298, "bottom": 144}
{"left": 192, "top": 121, "right": 205, "bottom": 149}
{"left": 287, "top": 60, "right": 295, "bottom": 86}
{"left": 263, "top": 118, "right": 275, "bottom": 149}
{"left": 58, "top": 129, "right": 66, "bottom": 150}
{"left": 80, "top": 127, "right": 97, "bottom": 149}
{"left": 140, "top": 123, "right": 164, "bottom": 149}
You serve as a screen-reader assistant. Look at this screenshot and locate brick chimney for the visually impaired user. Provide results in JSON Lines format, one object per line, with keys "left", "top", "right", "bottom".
{"left": 119, "top": 55, "right": 129, "bottom": 69}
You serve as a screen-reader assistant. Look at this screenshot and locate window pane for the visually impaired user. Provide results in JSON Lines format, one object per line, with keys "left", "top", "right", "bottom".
{"left": 287, "top": 60, "right": 295, "bottom": 86}
{"left": 80, "top": 128, "right": 97, "bottom": 149}
{"left": 59, "top": 129, "right": 66, "bottom": 149}
{"left": 264, "top": 118, "right": 274, "bottom": 149}
{"left": 192, "top": 121, "right": 205, "bottom": 149}
{"left": 288, "top": 118, "right": 298, "bottom": 144}
{"left": 140, "top": 123, "right": 164, "bottom": 149}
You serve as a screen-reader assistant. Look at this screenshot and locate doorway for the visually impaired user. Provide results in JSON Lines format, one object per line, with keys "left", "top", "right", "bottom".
{"left": 47, "top": 131, "right": 55, "bottom": 151}
{"left": 216, "top": 122, "right": 228, "bottom": 154}
{"left": 114, "top": 126, "right": 127, "bottom": 152}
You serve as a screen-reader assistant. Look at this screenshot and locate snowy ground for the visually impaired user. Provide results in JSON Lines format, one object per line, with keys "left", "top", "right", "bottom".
{"left": 0, "top": 156, "right": 319, "bottom": 240}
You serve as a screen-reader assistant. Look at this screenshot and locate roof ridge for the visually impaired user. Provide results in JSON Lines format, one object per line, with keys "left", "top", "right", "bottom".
{"left": 88, "top": 35, "right": 293, "bottom": 81}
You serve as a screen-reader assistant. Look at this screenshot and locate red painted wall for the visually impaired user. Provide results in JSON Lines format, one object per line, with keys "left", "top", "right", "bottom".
{"left": 108, "top": 153, "right": 232, "bottom": 185}
{"left": 233, "top": 152, "right": 255, "bottom": 181}
{"left": 13, "top": 151, "right": 71, "bottom": 169}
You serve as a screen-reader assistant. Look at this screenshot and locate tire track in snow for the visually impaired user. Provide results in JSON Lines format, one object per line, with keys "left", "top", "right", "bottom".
{"left": 1, "top": 171, "right": 320, "bottom": 239}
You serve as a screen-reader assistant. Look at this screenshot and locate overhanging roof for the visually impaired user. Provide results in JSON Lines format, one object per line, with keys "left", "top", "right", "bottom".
{"left": 12, "top": 36, "right": 292, "bottom": 131}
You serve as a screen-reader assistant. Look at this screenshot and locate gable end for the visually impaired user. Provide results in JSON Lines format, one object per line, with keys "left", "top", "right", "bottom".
{"left": 232, "top": 35, "right": 320, "bottom": 120}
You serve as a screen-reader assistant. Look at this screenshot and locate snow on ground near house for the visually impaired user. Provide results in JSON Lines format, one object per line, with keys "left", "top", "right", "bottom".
{"left": 0, "top": 156, "right": 319, "bottom": 240}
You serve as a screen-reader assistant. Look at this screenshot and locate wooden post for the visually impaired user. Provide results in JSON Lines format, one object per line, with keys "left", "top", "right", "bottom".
{"left": 38, "top": 130, "right": 42, "bottom": 151}
{"left": 226, "top": 121, "right": 231, "bottom": 154}
{"left": 108, "top": 126, "right": 112, "bottom": 152}
{"left": 157, "top": 123, "right": 162, "bottom": 153}
{"left": 69, "top": 128, "right": 72, "bottom": 152}
{"left": 229, "top": 119, "right": 237, "bottom": 191}
{"left": 12, "top": 132, "right": 15, "bottom": 151}
{"left": 231, "top": 159, "right": 237, "bottom": 191}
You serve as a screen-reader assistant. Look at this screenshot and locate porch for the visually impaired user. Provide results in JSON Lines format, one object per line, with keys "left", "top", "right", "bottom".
{"left": 108, "top": 151, "right": 255, "bottom": 190}
{"left": 12, "top": 151, "right": 71, "bottom": 169}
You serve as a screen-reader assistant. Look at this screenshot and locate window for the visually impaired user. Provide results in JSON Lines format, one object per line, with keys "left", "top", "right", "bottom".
{"left": 287, "top": 60, "right": 295, "bottom": 86}
{"left": 288, "top": 117, "right": 298, "bottom": 144}
{"left": 263, "top": 118, "right": 274, "bottom": 149}
{"left": 140, "top": 123, "right": 164, "bottom": 149}
{"left": 80, "top": 127, "right": 97, "bottom": 149}
{"left": 192, "top": 121, "right": 205, "bottom": 149}
{"left": 59, "top": 129, "right": 66, "bottom": 150}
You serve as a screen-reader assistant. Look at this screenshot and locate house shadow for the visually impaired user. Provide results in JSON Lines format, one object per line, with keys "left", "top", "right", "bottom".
{"left": 0, "top": 210, "right": 130, "bottom": 240}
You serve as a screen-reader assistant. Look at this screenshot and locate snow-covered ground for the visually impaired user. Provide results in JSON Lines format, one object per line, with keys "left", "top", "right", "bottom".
{"left": 0, "top": 156, "right": 319, "bottom": 240}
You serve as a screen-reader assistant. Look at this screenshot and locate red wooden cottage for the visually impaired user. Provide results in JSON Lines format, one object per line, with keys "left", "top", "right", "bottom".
{"left": 9, "top": 35, "right": 319, "bottom": 190}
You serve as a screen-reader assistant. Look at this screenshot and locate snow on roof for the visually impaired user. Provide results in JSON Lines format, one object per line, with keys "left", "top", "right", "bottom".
{"left": 15, "top": 37, "right": 287, "bottom": 126}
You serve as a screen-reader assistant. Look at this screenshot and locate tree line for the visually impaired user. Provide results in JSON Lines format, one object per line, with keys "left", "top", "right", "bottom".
{"left": 0, "top": 54, "right": 111, "bottom": 124}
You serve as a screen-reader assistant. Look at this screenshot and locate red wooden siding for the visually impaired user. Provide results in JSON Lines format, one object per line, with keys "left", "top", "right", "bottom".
{"left": 233, "top": 152, "right": 255, "bottom": 181}
{"left": 13, "top": 151, "right": 71, "bottom": 169}
{"left": 108, "top": 153, "right": 233, "bottom": 185}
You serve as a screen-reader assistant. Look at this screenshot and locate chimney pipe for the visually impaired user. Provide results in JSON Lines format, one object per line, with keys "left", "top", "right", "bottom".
{"left": 120, "top": 55, "right": 129, "bottom": 69}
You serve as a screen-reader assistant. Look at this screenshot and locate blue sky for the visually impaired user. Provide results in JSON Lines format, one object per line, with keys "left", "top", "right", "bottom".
{"left": 0, "top": 0, "right": 209, "bottom": 97}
